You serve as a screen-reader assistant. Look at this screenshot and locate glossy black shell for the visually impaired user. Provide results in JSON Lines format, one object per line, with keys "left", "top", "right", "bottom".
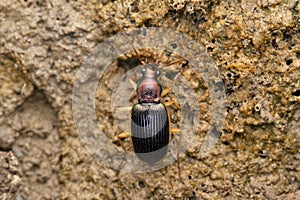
{"left": 131, "top": 103, "right": 169, "bottom": 164}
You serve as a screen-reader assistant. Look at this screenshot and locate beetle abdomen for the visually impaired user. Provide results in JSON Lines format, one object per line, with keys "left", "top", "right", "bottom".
{"left": 131, "top": 103, "right": 169, "bottom": 164}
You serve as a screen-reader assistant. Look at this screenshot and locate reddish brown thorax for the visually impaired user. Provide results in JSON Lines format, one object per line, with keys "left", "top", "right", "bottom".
{"left": 136, "top": 64, "right": 162, "bottom": 104}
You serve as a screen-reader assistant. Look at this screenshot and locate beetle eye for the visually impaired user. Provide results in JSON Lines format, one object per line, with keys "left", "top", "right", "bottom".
{"left": 141, "top": 67, "right": 146, "bottom": 75}
{"left": 155, "top": 70, "right": 161, "bottom": 77}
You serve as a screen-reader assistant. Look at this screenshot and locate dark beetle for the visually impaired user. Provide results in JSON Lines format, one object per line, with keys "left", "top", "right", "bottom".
{"left": 131, "top": 64, "right": 170, "bottom": 164}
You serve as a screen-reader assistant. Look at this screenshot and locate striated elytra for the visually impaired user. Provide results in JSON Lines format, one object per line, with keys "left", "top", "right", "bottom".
{"left": 131, "top": 103, "right": 169, "bottom": 163}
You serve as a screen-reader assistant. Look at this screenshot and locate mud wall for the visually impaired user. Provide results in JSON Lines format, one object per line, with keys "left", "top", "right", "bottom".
{"left": 0, "top": 0, "right": 299, "bottom": 199}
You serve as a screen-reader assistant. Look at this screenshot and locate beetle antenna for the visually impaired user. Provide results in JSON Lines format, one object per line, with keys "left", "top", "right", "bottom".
{"left": 112, "top": 21, "right": 146, "bottom": 65}
{"left": 158, "top": 58, "right": 189, "bottom": 88}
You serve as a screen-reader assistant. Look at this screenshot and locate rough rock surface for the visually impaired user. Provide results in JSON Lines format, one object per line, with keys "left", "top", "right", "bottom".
{"left": 0, "top": 151, "right": 21, "bottom": 200}
{"left": 0, "top": 0, "right": 299, "bottom": 199}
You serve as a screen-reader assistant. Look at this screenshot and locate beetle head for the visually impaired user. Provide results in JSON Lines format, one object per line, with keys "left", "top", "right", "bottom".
{"left": 141, "top": 64, "right": 161, "bottom": 79}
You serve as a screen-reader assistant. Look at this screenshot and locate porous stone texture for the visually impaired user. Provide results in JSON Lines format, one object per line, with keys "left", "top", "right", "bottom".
{"left": 0, "top": 55, "right": 34, "bottom": 125}
{"left": 0, "top": 0, "right": 299, "bottom": 199}
{"left": 0, "top": 151, "right": 21, "bottom": 200}
{"left": 0, "top": 90, "right": 60, "bottom": 199}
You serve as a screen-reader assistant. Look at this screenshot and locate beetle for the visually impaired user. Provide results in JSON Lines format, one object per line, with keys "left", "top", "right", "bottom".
{"left": 130, "top": 64, "right": 170, "bottom": 163}
{"left": 114, "top": 25, "right": 187, "bottom": 183}
{"left": 116, "top": 57, "right": 187, "bottom": 185}
{"left": 117, "top": 63, "right": 183, "bottom": 164}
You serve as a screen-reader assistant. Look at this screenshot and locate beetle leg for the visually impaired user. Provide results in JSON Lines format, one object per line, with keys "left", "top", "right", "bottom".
{"left": 170, "top": 127, "right": 180, "bottom": 134}
{"left": 116, "top": 107, "right": 132, "bottom": 112}
{"left": 118, "top": 132, "right": 130, "bottom": 151}
{"left": 114, "top": 79, "right": 136, "bottom": 113}
{"left": 129, "top": 78, "right": 137, "bottom": 90}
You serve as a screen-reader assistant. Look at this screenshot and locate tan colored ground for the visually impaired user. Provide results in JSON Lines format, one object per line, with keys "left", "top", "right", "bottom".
{"left": 0, "top": 0, "right": 299, "bottom": 199}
